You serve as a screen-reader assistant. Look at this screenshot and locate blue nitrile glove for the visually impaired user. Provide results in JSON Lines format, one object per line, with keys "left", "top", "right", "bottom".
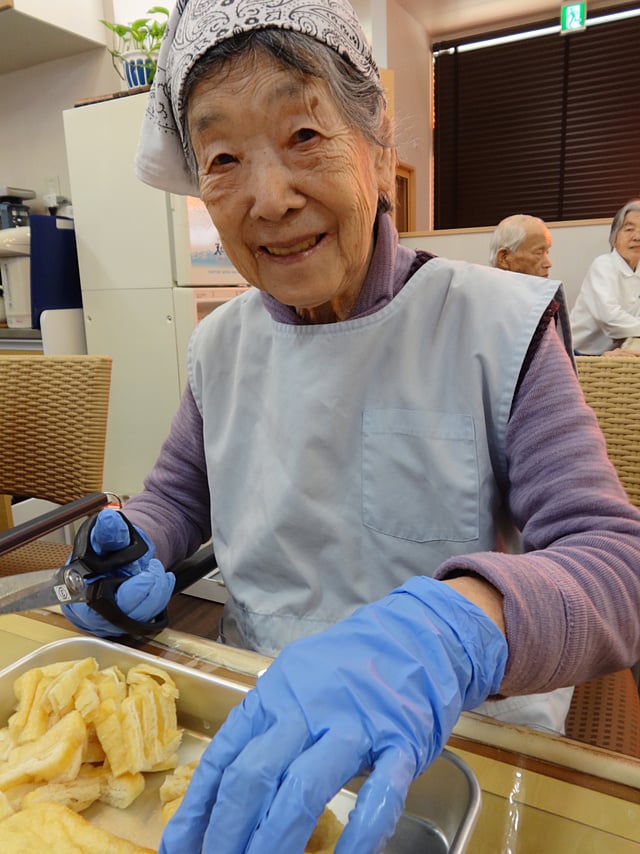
{"left": 160, "top": 576, "right": 508, "bottom": 854}
{"left": 61, "top": 508, "right": 175, "bottom": 638}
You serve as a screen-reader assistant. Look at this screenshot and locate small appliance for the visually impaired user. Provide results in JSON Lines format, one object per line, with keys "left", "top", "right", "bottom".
{"left": 0, "top": 225, "right": 30, "bottom": 328}
{"left": 0, "top": 186, "right": 35, "bottom": 229}
{"left": 0, "top": 216, "right": 83, "bottom": 330}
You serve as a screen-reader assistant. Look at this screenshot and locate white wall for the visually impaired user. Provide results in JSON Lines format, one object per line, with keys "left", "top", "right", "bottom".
{"left": 0, "top": 1, "right": 175, "bottom": 213}
{"left": 401, "top": 221, "right": 611, "bottom": 309}
{"left": 387, "top": 0, "right": 431, "bottom": 230}
{"left": 12, "top": 0, "right": 106, "bottom": 38}
{"left": 0, "top": 50, "right": 121, "bottom": 212}
{"left": 111, "top": 0, "right": 176, "bottom": 22}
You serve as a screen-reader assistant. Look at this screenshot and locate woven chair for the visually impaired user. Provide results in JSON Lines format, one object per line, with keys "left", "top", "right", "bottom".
{"left": 0, "top": 355, "right": 112, "bottom": 578}
{"left": 565, "top": 669, "right": 640, "bottom": 757}
{"left": 575, "top": 355, "right": 640, "bottom": 506}
{"left": 563, "top": 355, "right": 640, "bottom": 757}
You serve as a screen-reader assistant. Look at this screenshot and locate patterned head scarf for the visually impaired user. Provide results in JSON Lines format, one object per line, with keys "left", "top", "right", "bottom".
{"left": 135, "top": 0, "right": 380, "bottom": 196}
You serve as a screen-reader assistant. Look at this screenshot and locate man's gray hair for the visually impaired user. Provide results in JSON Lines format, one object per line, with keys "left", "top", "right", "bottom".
{"left": 609, "top": 199, "right": 640, "bottom": 249}
{"left": 489, "top": 214, "right": 546, "bottom": 266}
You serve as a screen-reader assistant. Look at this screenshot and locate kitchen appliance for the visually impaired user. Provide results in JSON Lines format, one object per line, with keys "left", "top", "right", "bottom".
{"left": 0, "top": 216, "right": 83, "bottom": 330}
{"left": 29, "top": 215, "right": 83, "bottom": 329}
{"left": 0, "top": 225, "right": 30, "bottom": 327}
{"left": 0, "top": 185, "right": 34, "bottom": 229}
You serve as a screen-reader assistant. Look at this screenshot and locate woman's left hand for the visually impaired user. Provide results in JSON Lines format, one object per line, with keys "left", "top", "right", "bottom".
{"left": 159, "top": 576, "right": 507, "bottom": 854}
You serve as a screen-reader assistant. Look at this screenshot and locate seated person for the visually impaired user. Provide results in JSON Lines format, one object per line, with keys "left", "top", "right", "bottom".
{"left": 489, "top": 213, "right": 553, "bottom": 278}
{"left": 571, "top": 199, "right": 640, "bottom": 355}
{"left": 61, "top": 3, "right": 640, "bottom": 851}
{"left": 483, "top": 222, "right": 571, "bottom": 732}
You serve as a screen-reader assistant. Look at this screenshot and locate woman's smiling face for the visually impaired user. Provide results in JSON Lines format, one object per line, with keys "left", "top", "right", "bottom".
{"left": 614, "top": 210, "right": 640, "bottom": 272}
{"left": 187, "top": 51, "right": 394, "bottom": 322}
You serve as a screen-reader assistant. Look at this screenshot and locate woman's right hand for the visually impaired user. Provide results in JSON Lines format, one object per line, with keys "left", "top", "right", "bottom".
{"left": 61, "top": 508, "right": 175, "bottom": 637}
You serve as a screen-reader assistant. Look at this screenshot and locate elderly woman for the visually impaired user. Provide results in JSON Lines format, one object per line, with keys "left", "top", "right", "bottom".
{"left": 63, "top": 2, "right": 640, "bottom": 852}
{"left": 571, "top": 199, "right": 640, "bottom": 354}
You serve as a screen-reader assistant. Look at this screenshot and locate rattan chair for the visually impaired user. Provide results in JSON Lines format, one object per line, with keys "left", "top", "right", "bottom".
{"left": 563, "top": 355, "right": 640, "bottom": 756}
{"left": 565, "top": 669, "right": 640, "bottom": 756}
{"left": 575, "top": 355, "right": 640, "bottom": 506}
{"left": 0, "top": 355, "right": 112, "bottom": 577}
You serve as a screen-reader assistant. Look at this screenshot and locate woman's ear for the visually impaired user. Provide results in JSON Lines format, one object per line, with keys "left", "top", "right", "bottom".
{"left": 375, "top": 144, "right": 397, "bottom": 200}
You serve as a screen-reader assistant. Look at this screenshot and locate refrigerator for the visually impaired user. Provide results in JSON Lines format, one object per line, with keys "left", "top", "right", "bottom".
{"left": 64, "top": 92, "right": 248, "bottom": 500}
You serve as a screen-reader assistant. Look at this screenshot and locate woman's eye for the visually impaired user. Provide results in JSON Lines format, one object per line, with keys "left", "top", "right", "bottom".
{"left": 211, "top": 152, "right": 236, "bottom": 167}
{"left": 293, "top": 127, "right": 318, "bottom": 144}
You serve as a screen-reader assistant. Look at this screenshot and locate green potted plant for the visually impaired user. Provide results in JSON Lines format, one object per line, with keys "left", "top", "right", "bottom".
{"left": 100, "top": 6, "right": 169, "bottom": 88}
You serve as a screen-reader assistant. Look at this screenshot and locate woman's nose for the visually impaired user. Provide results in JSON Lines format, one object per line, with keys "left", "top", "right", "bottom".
{"left": 248, "top": 152, "right": 304, "bottom": 221}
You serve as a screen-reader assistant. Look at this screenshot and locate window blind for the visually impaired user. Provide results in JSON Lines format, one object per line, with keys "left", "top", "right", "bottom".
{"left": 433, "top": 6, "right": 640, "bottom": 228}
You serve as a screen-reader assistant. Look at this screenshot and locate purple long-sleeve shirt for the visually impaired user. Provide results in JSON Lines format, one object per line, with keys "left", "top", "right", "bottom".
{"left": 124, "top": 215, "right": 640, "bottom": 696}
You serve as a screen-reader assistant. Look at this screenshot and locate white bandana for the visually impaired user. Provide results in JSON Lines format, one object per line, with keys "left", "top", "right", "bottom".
{"left": 135, "top": 0, "right": 380, "bottom": 196}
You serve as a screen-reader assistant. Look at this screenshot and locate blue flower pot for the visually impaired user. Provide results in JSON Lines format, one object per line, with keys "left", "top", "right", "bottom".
{"left": 121, "top": 51, "right": 156, "bottom": 88}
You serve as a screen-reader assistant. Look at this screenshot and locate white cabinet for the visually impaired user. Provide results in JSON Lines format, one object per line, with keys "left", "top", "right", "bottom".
{"left": 82, "top": 288, "right": 182, "bottom": 495}
{"left": 64, "top": 90, "right": 245, "bottom": 499}
{"left": 63, "top": 94, "right": 174, "bottom": 292}
{"left": 64, "top": 91, "right": 181, "bottom": 499}
{"left": 0, "top": 1, "right": 107, "bottom": 75}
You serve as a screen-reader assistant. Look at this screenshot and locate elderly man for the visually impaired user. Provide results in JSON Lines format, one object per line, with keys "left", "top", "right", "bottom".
{"left": 489, "top": 213, "right": 553, "bottom": 278}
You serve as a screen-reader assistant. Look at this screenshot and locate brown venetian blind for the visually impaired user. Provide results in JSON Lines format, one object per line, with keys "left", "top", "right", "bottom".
{"left": 433, "top": 6, "right": 640, "bottom": 228}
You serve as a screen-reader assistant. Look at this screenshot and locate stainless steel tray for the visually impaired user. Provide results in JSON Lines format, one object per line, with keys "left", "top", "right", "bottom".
{"left": 0, "top": 637, "right": 481, "bottom": 852}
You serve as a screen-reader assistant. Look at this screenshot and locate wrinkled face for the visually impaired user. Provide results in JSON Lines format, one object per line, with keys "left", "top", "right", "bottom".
{"left": 187, "top": 52, "right": 394, "bottom": 322}
{"left": 497, "top": 223, "right": 553, "bottom": 278}
{"left": 614, "top": 211, "right": 640, "bottom": 271}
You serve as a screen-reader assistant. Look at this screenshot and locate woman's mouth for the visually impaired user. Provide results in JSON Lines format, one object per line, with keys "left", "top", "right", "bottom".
{"left": 262, "top": 234, "right": 324, "bottom": 256}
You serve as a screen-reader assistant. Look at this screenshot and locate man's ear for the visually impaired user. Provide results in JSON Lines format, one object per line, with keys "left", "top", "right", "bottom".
{"left": 496, "top": 248, "right": 511, "bottom": 270}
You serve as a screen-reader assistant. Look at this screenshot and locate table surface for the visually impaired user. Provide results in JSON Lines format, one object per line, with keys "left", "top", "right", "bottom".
{"left": 0, "top": 609, "right": 639, "bottom": 853}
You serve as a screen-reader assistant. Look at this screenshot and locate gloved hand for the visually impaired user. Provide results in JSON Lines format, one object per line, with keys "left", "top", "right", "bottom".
{"left": 61, "top": 508, "right": 175, "bottom": 638}
{"left": 160, "top": 576, "right": 508, "bottom": 854}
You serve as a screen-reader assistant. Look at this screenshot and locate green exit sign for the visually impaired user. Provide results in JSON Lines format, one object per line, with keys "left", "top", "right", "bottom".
{"left": 561, "top": 2, "right": 587, "bottom": 33}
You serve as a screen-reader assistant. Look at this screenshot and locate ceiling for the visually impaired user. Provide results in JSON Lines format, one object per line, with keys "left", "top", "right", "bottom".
{"left": 395, "top": 0, "right": 630, "bottom": 39}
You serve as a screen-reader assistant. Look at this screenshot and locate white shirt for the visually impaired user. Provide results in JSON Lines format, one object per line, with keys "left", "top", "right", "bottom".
{"left": 570, "top": 249, "right": 640, "bottom": 354}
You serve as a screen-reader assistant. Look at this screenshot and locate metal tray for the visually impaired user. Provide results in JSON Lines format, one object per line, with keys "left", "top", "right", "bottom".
{"left": 0, "top": 637, "right": 481, "bottom": 852}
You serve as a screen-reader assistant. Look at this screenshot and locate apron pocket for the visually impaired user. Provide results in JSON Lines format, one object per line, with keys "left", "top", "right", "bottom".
{"left": 362, "top": 408, "right": 479, "bottom": 542}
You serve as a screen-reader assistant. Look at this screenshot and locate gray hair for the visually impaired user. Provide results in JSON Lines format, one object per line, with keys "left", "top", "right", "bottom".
{"left": 609, "top": 199, "right": 640, "bottom": 249}
{"left": 488, "top": 214, "right": 546, "bottom": 266}
{"left": 182, "top": 28, "right": 395, "bottom": 214}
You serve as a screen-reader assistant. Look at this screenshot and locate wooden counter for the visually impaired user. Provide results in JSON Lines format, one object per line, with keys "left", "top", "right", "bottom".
{"left": 1, "top": 609, "right": 639, "bottom": 852}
